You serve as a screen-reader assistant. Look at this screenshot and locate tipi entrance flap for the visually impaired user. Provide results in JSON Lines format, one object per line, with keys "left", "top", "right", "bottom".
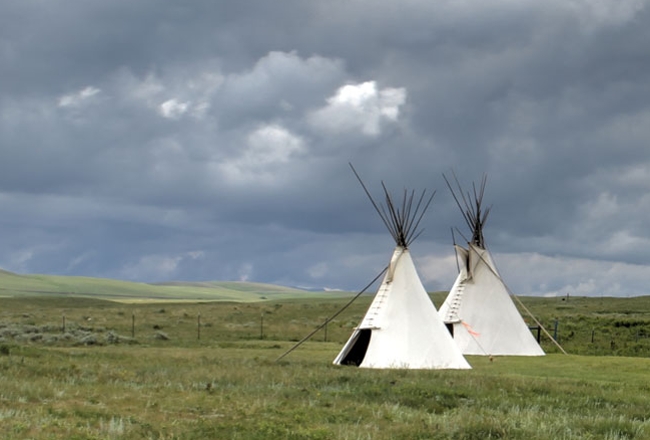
{"left": 334, "top": 247, "right": 470, "bottom": 369}
{"left": 336, "top": 329, "right": 372, "bottom": 366}
{"left": 333, "top": 168, "right": 470, "bottom": 369}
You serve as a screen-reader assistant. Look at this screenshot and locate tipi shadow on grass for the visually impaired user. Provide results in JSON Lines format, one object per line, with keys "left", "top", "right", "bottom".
{"left": 333, "top": 166, "right": 470, "bottom": 370}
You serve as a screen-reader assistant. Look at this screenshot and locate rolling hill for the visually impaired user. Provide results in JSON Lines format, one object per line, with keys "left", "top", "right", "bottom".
{"left": 0, "top": 269, "right": 351, "bottom": 302}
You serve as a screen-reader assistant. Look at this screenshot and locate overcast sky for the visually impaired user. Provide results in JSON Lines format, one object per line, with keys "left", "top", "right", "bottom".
{"left": 1, "top": 1, "right": 650, "bottom": 296}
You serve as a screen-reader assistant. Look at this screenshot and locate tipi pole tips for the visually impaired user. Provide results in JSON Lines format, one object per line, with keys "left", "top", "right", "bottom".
{"left": 350, "top": 163, "right": 435, "bottom": 248}
{"left": 443, "top": 171, "right": 490, "bottom": 249}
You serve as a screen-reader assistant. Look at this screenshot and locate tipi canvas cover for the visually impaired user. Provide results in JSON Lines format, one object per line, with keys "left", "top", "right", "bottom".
{"left": 440, "top": 174, "right": 544, "bottom": 356}
{"left": 439, "top": 243, "right": 544, "bottom": 356}
{"left": 334, "top": 166, "right": 470, "bottom": 369}
{"left": 334, "top": 246, "right": 470, "bottom": 369}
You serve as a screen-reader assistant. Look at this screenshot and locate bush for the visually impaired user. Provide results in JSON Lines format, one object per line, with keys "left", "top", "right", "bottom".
{"left": 105, "top": 331, "right": 137, "bottom": 345}
{"left": 77, "top": 334, "right": 100, "bottom": 346}
{"left": 153, "top": 331, "right": 169, "bottom": 341}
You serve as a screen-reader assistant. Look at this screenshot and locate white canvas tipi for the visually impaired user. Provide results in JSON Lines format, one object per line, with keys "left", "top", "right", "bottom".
{"left": 439, "top": 174, "right": 544, "bottom": 356}
{"left": 333, "top": 170, "right": 470, "bottom": 369}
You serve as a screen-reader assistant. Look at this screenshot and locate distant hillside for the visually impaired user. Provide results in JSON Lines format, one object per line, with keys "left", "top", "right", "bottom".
{"left": 154, "top": 280, "right": 307, "bottom": 294}
{"left": 0, "top": 270, "right": 351, "bottom": 302}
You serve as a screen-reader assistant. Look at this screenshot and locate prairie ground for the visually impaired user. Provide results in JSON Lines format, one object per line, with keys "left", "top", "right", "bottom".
{"left": 1, "top": 295, "right": 650, "bottom": 439}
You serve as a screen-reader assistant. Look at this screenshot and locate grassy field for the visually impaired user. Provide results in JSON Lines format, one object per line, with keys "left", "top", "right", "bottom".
{"left": 1, "top": 293, "right": 650, "bottom": 439}
{"left": 0, "top": 269, "right": 350, "bottom": 302}
{"left": 2, "top": 344, "right": 650, "bottom": 440}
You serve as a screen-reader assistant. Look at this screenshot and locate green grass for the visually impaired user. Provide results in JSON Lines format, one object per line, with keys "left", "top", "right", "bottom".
{"left": 2, "top": 293, "right": 650, "bottom": 355}
{"left": 0, "top": 269, "right": 351, "bottom": 302}
{"left": 2, "top": 286, "right": 650, "bottom": 438}
{"left": 1, "top": 342, "right": 649, "bottom": 439}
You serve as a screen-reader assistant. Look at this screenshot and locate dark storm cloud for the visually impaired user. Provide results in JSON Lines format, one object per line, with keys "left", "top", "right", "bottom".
{"left": 1, "top": 1, "right": 650, "bottom": 295}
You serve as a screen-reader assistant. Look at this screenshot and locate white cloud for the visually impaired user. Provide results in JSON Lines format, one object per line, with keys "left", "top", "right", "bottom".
{"left": 58, "top": 86, "right": 101, "bottom": 107}
{"left": 491, "top": 252, "right": 650, "bottom": 297}
{"left": 186, "top": 251, "right": 205, "bottom": 260}
{"left": 309, "top": 81, "right": 406, "bottom": 136}
{"left": 565, "top": 0, "right": 645, "bottom": 31}
{"left": 121, "top": 254, "right": 182, "bottom": 280}
{"left": 417, "top": 245, "right": 650, "bottom": 298}
{"left": 111, "top": 52, "right": 343, "bottom": 123}
{"left": 120, "top": 251, "right": 205, "bottom": 281}
{"left": 616, "top": 163, "right": 650, "bottom": 189}
{"left": 581, "top": 192, "right": 619, "bottom": 223}
{"left": 128, "top": 72, "right": 165, "bottom": 104}
{"left": 66, "top": 251, "right": 97, "bottom": 272}
{"left": 11, "top": 249, "right": 34, "bottom": 267}
{"left": 418, "top": 252, "right": 463, "bottom": 289}
{"left": 246, "top": 124, "right": 304, "bottom": 162}
{"left": 221, "top": 51, "right": 345, "bottom": 114}
{"left": 217, "top": 124, "right": 306, "bottom": 185}
{"left": 159, "top": 98, "right": 190, "bottom": 119}
{"left": 114, "top": 67, "right": 223, "bottom": 119}
{"left": 565, "top": 191, "right": 650, "bottom": 260}
{"left": 307, "top": 262, "right": 329, "bottom": 279}
{"left": 5, "top": 243, "right": 60, "bottom": 274}
{"left": 238, "top": 263, "right": 253, "bottom": 282}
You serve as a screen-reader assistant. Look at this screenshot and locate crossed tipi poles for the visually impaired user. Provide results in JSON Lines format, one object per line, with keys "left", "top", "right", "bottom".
{"left": 278, "top": 166, "right": 561, "bottom": 368}
{"left": 331, "top": 165, "right": 470, "bottom": 369}
{"left": 438, "top": 172, "right": 548, "bottom": 356}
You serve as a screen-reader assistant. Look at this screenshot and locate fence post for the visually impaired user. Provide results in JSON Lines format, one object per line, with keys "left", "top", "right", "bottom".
{"left": 260, "top": 312, "right": 264, "bottom": 340}
{"left": 553, "top": 319, "right": 559, "bottom": 341}
{"left": 62, "top": 314, "right": 66, "bottom": 333}
{"left": 197, "top": 313, "right": 201, "bottom": 340}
